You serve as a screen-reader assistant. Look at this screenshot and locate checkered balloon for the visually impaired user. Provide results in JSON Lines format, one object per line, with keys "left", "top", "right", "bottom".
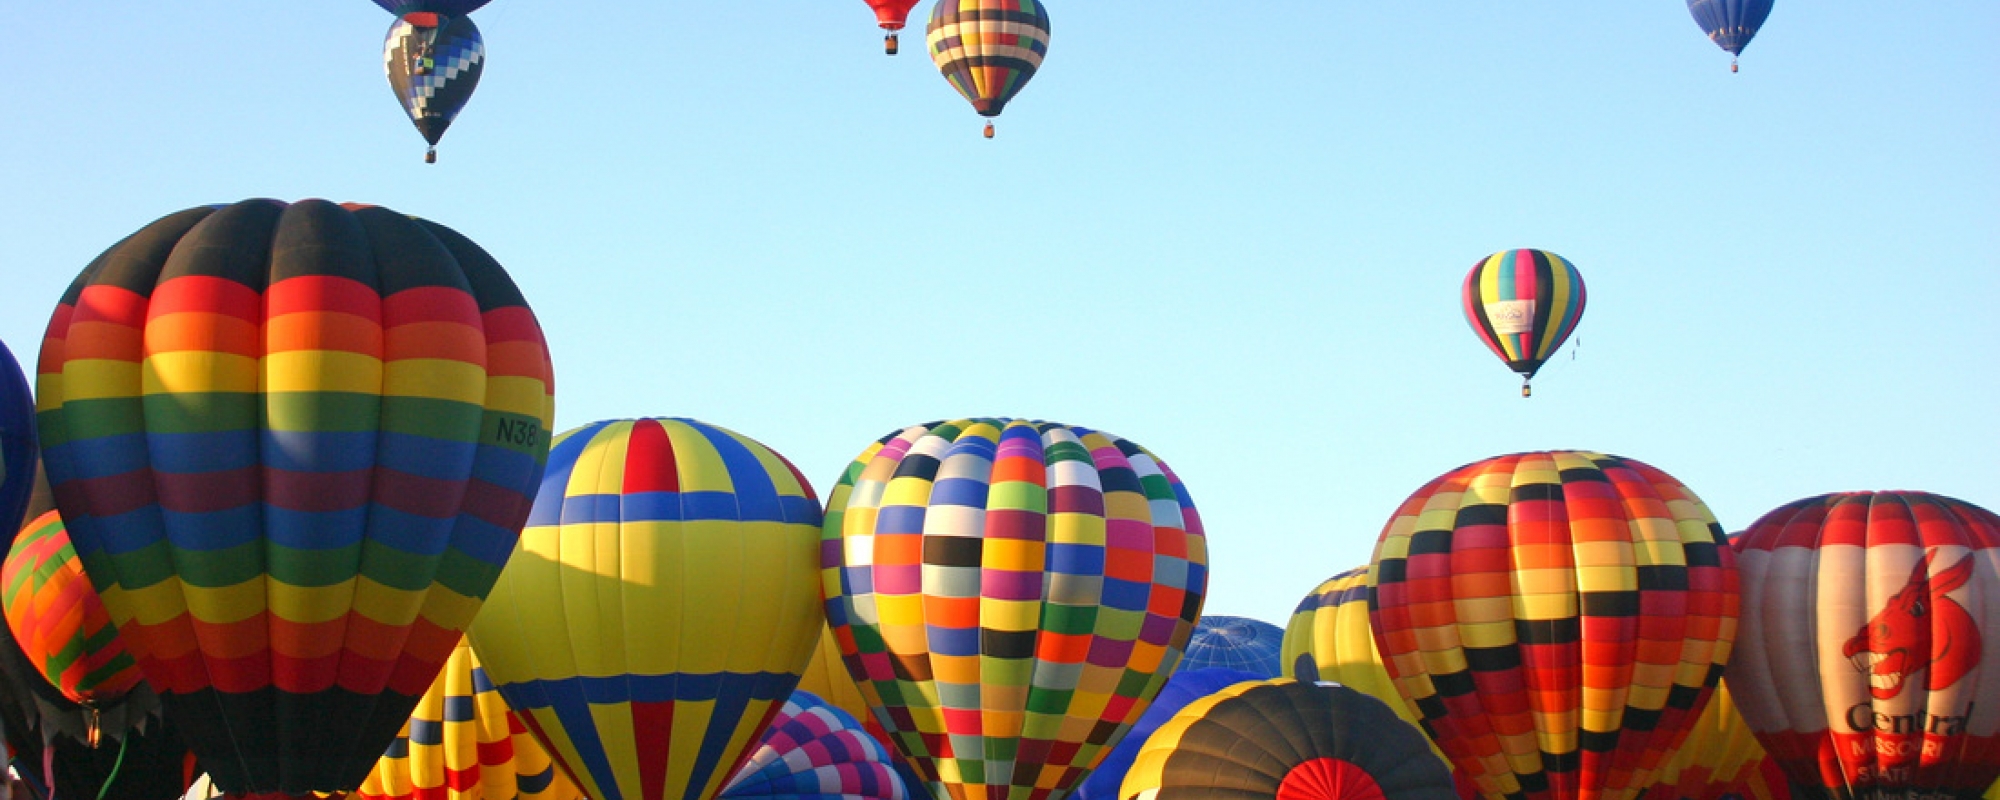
{"left": 384, "top": 12, "right": 484, "bottom": 158}
{"left": 821, "top": 419, "right": 1209, "bottom": 800}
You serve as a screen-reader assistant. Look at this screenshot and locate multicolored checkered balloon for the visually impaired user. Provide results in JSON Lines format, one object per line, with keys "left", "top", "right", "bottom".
{"left": 926, "top": 0, "right": 1050, "bottom": 135}
{"left": 385, "top": 12, "right": 485, "bottom": 162}
{"left": 1370, "top": 451, "right": 1738, "bottom": 800}
{"left": 2, "top": 510, "right": 143, "bottom": 709}
{"left": 36, "top": 198, "right": 556, "bottom": 799}
{"left": 821, "top": 419, "right": 1209, "bottom": 800}
{"left": 721, "top": 690, "right": 920, "bottom": 800}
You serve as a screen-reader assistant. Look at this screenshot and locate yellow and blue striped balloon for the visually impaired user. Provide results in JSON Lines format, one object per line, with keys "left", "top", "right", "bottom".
{"left": 468, "top": 418, "right": 826, "bottom": 800}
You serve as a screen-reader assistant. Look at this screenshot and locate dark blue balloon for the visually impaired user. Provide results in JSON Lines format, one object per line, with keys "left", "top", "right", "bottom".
{"left": 1, "top": 338, "right": 34, "bottom": 532}
{"left": 1177, "top": 616, "right": 1283, "bottom": 678}
{"left": 1069, "top": 668, "right": 1264, "bottom": 800}
{"left": 1687, "top": 0, "right": 1774, "bottom": 56}
{"left": 372, "top": 0, "right": 492, "bottom": 16}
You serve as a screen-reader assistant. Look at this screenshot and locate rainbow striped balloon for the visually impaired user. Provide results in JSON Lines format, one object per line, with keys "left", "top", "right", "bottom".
{"left": 35, "top": 199, "right": 556, "bottom": 798}
{"left": 2, "top": 510, "right": 143, "bottom": 706}
{"left": 1460, "top": 249, "right": 1586, "bottom": 395}
{"left": 360, "top": 637, "right": 580, "bottom": 800}
{"left": 821, "top": 419, "right": 1209, "bottom": 800}
{"left": 468, "top": 418, "right": 825, "bottom": 800}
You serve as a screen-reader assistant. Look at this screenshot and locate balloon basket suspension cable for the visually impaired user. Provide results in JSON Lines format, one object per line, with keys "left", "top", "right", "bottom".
{"left": 93, "top": 736, "right": 130, "bottom": 800}
{"left": 426, "top": 146, "right": 437, "bottom": 164}
{"left": 983, "top": 122, "right": 995, "bottom": 139}
{"left": 884, "top": 32, "right": 899, "bottom": 56}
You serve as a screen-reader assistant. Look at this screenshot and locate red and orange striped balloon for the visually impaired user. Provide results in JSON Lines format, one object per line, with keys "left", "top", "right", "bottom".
{"left": 2, "top": 509, "right": 142, "bottom": 707}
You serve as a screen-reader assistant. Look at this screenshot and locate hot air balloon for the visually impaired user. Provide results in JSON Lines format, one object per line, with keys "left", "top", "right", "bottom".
{"left": 797, "top": 625, "right": 900, "bottom": 756}
{"left": 374, "top": 1, "right": 493, "bottom": 14}
{"left": 821, "top": 418, "right": 1209, "bottom": 800}
{"left": 1729, "top": 492, "right": 2000, "bottom": 800}
{"left": 1281, "top": 568, "right": 1410, "bottom": 716}
{"left": 358, "top": 637, "right": 580, "bottom": 800}
{"left": 1686, "top": 0, "right": 1774, "bottom": 72}
{"left": 1280, "top": 568, "right": 1471, "bottom": 797}
{"left": 1069, "top": 668, "right": 1264, "bottom": 800}
{"left": 386, "top": 12, "right": 486, "bottom": 163}
{"left": 35, "top": 198, "right": 556, "bottom": 798}
{"left": 926, "top": 1, "right": 1050, "bottom": 138}
{"left": 1460, "top": 249, "right": 1586, "bottom": 397}
{"left": 1177, "top": 617, "right": 1282, "bottom": 678}
{"left": 1119, "top": 678, "right": 1461, "bottom": 800}
{"left": 0, "top": 339, "right": 31, "bottom": 533}
{"left": 467, "top": 418, "right": 825, "bottom": 800}
{"left": 720, "top": 690, "right": 921, "bottom": 800}
{"left": 1, "top": 510, "right": 150, "bottom": 745}
{"left": 864, "top": 1, "right": 924, "bottom": 54}
{"left": 1369, "top": 451, "right": 1739, "bottom": 800}
{"left": 1638, "top": 680, "right": 1791, "bottom": 800}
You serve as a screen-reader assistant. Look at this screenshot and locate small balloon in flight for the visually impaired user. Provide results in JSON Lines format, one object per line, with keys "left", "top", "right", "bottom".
{"left": 864, "top": 0, "right": 922, "bottom": 55}
{"left": 927, "top": 0, "right": 1050, "bottom": 138}
{"left": 1460, "top": 248, "right": 1586, "bottom": 397}
{"left": 1687, "top": 0, "right": 1774, "bottom": 72}
{"left": 385, "top": 12, "right": 486, "bottom": 163}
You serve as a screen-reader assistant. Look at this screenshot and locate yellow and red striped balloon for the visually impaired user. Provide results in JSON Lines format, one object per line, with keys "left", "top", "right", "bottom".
{"left": 360, "top": 637, "right": 580, "bottom": 800}
{"left": 1369, "top": 451, "right": 1738, "bottom": 800}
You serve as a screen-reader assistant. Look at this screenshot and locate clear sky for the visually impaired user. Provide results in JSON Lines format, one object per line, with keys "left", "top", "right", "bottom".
{"left": 0, "top": 3, "right": 1994, "bottom": 624}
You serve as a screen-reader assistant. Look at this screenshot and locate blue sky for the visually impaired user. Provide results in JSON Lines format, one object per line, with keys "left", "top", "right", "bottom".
{"left": 1, "top": 2, "right": 1994, "bottom": 623}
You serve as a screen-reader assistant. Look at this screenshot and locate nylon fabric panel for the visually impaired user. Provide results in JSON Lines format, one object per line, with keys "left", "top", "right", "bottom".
{"left": 797, "top": 624, "right": 900, "bottom": 754}
{"left": 1369, "top": 451, "right": 1736, "bottom": 800}
{"left": 1637, "top": 680, "right": 1789, "bottom": 800}
{"left": 1179, "top": 616, "right": 1282, "bottom": 678}
{"left": 358, "top": 637, "right": 583, "bottom": 800}
{"left": 1, "top": 338, "right": 34, "bottom": 534}
{"left": 1730, "top": 493, "right": 2000, "bottom": 800}
{"left": 1278, "top": 567, "right": 1454, "bottom": 771}
{"left": 2, "top": 510, "right": 142, "bottom": 704}
{"left": 925, "top": 0, "right": 1051, "bottom": 118}
{"left": 1686, "top": 0, "right": 1775, "bottom": 55}
{"left": 468, "top": 418, "right": 822, "bottom": 800}
{"left": 821, "top": 420, "right": 1207, "bottom": 800}
{"left": 35, "top": 199, "right": 554, "bottom": 798}
{"left": 720, "top": 690, "right": 918, "bottom": 800}
{"left": 1118, "top": 679, "right": 1457, "bottom": 800}
{"left": 1069, "top": 668, "right": 1264, "bottom": 800}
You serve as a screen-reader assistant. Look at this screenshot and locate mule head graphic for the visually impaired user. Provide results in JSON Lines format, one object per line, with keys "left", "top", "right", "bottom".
{"left": 1841, "top": 551, "right": 1982, "bottom": 700}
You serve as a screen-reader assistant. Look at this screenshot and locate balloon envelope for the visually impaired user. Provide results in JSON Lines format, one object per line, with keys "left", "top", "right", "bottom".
{"left": 0, "top": 339, "right": 32, "bottom": 533}
{"left": 1176, "top": 616, "right": 1282, "bottom": 678}
{"left": 1460, "top": 249, "right": 1585, "bottom": 390}
{"left": 35, "top": 198, "right": 556, "bottom": 797}
{"left": 1119, "top": 678, "right": 1460, "bottom": 800}
{"left": 866, "top": 0, "right": 922, "bottom": 30}
{"left": 721, "top": 690, "right": 920, "bottom": 800}
{"left": 373, "top": 1, "right": 492, "bottom": 17}
{"left": 1369, "top": 451, "right": 1738, "bottom": 800}
{"left": 386, "top": 13, "right": 486, "bottom": 150}
{"left": 821, "top": 419, "right": 1208, "bottom": 800}
{"left": 796, "top": 624, "right": 899, "bottom": 756}
{"left": 1638, "top": 680, "right": 1791, "bottom": 800}
{"left": 359, "top": 637, "right": 580, "bottom": 800}
{"left": 1069, "top": 668, "right": 1264, "bottom": 800}
{"left": 926, "top": 1, "right": 1050, "bottom": 118}
{"left": 1728, "top": 492, "right": 2000, "bottom": 800}
{"left": 468, "top": 417, "right": 825, "bottom": 800}
{"left": 3, "top": 510, "right": 143, "bottom": 708}
{"left": 1686, "top": 0, "right": 1774, "bottom": 56}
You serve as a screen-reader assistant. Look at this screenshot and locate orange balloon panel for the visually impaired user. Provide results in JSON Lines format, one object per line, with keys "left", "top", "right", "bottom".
{"left": 1369, "top": 451, "right": 1738, "bottom": 800}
